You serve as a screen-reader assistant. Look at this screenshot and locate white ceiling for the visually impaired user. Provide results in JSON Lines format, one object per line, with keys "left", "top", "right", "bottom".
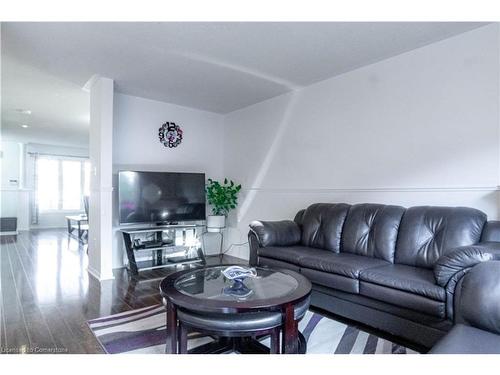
{"left": 1, "top": 22, "right": 488, "bottom": 146}
{"left": 1, "top": 55, "right": 90, "bottom": 147}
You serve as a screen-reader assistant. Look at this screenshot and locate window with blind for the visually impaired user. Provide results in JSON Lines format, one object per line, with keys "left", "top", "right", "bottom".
{"left": 36, "top": 157, "right": 91, "bottom": 211}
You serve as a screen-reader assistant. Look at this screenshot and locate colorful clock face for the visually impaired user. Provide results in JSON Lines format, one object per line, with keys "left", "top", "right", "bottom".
{"left": 159, "top": 122, "right": 183, "bottom": 148}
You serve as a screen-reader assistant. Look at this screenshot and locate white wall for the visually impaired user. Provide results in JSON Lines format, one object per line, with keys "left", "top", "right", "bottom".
{"left": 0, "top": 141, "right": 26, "bottom": 231}
{"left": 0, "top": 141, "right": 20, "bottom": 190}
{"left": 223, "top": 24, "right": 500, "bottom": 260}
{"left": 112, "top": 93, "right": 224, "bottom": 268}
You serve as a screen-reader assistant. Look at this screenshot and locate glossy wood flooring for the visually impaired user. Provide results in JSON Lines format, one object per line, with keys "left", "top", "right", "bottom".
{"left": 0, "top": 229, "right": 244, "bottom": 354}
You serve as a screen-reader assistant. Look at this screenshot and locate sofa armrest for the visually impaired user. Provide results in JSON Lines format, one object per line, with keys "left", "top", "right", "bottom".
{"left": 459, "top": 261, "right": 500, "bottom": 334}
{"left": 248, "top": 231, "right": 260, "bottom": 266}
{"left": 248, "top": 220, "right": 301, "bottom": 248}
{"left": 434, "top": 242, "right": 500, "bottom": 287}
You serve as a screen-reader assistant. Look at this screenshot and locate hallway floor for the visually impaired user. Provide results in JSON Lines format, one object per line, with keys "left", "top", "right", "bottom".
{"left": 0, "top": 229, "right": 243, "bottom": 354}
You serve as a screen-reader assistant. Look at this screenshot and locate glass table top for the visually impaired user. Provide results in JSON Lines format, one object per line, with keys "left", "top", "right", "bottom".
{"left": 173, "top": 266, "right": 299, "bottom": 302}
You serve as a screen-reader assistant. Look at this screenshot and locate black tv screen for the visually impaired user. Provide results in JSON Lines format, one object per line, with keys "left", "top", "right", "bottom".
{"left": 118, "top": 171, "right": 206, "bottom": 225}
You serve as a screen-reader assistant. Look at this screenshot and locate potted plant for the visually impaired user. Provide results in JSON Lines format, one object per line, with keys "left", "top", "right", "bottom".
{"left": 206, "top": 178, "right": 242, "bottom": 232}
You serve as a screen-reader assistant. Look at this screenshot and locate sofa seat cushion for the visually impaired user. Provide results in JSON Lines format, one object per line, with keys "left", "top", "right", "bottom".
{"left": 359, "top": 281, "right": 445, "bottom": 318}
{"left": 257, "top": 246, "right": 328, "bottom": 265}
{"left": 258, "top": 257, "right": 301, "bottom": 272}
{"left": 301, "top": 268, "right": 360, "bottom": 294}
{"left": 299, "top": 252, "right": 390, "bottom": 279}
{"left": 359, "top": 264, "right": 445, "bottom": 301}
{"left": 429, "top": 324, "right": 500, "bottom": 354}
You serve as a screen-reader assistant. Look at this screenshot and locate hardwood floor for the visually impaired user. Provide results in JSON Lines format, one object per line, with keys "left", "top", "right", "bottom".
{"left": 0, "top": 228, "right": 245, "bottom": 354}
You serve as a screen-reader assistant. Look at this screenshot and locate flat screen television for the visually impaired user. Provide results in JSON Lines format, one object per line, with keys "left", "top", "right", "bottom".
{"left": 118, "top": 171, "right": 206, "bottom": 225}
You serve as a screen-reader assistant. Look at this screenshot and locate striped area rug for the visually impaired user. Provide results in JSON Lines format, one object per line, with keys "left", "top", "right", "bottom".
{"left": 88, "top": 304, "right": 419, "bottom": 354}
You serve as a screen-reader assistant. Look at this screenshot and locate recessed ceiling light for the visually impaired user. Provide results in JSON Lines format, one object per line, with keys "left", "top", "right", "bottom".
{"left": 15, "top": 109, "right": 32, "bottom": 115}
{"left": 21, "top": 124, "right": 29, "bottom": 128}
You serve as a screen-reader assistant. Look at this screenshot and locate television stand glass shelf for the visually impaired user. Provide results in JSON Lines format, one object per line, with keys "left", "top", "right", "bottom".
{"left": 120, "top": 224, "right": 206, "bottom": 275}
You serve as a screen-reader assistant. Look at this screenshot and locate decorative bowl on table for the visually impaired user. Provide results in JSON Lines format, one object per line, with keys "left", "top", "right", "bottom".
{"left": 222, "top": 266, "right": 257, "bottom": 298}
{"left": 221, "top": 266, "right": 257, "bottom": 281}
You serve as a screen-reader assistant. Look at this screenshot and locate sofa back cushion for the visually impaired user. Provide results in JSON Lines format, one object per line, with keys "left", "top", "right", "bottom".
{"left": 481, "top": 220, "right": 500, "bottom": 242}
{"left": 301, "top": 203, "right": 350, "bottom": 252}
{"left": 294, "top": 209, "right": 306, "bottom": 227}
{"left": 341, "top": 203, "right": 405, "bottom": 262}
{"left": 395, "top": 206, "right": 487, "bottom": 269}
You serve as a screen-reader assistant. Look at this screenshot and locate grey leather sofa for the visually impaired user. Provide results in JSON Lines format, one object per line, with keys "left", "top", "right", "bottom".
{"left": 248, "top": 203, "right": 500, "bottom": 349}
{"left": 430, "top": 261, "right": 500, "bottom": 353}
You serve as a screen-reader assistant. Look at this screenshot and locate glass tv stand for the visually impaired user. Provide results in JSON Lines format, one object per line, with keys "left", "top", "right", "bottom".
{"left": 120, "top": 224, "right": 206, "bottom": 275}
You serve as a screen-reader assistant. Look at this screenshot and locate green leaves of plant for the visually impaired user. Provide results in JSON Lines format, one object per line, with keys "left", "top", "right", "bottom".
{"left": 206, "top": 178, "right": 242, "bottom": 216}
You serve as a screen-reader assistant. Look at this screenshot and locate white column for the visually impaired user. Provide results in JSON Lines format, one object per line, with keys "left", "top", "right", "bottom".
{"left": 86, "top": 76, "right": 114, "bottom": 281}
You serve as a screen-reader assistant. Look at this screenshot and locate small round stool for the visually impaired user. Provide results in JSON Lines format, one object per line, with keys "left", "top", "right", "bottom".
{"left": 176, "top": 297, "right": 310, "bottom": 354}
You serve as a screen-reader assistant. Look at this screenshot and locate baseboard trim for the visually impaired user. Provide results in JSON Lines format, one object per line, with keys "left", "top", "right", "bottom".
{"left": 87, "top": 265, "right": 115, "bottom": 281}
{"left": 30, "top": 225, "right": 66, "bottom": 230}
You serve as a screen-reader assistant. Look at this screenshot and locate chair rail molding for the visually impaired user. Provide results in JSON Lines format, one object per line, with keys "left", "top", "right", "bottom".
{"left": 242, "top": 186, "right": 500, "bottom": 193}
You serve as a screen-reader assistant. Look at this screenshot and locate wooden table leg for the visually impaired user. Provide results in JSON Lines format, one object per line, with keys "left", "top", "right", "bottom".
{"left": 270, "top": 327, "right": 280, "bottom": 354}
{"left": 165, "top": 300, "right": 178, "bottom": 354}
{"left": 67, "top": 219, "right": 72, "bottom": 235}
{"left": 178, "top": 322, "right": 188, "bottom": 354}
{"left": 282, "top": 303, "right": 299, "bottom": 354}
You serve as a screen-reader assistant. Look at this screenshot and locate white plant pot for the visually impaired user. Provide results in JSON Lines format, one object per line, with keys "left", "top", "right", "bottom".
{"left": 207, "top": 215, "right": 226, "bottom": 232}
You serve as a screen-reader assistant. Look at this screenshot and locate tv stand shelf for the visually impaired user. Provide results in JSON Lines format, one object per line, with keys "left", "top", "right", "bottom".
{"left": 120, "top": 224, "right": 206, "bottom": 275}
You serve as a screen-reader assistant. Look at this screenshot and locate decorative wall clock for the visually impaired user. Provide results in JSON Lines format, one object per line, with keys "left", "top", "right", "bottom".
{"left": 159, "top": 122, "right": 183, "bottom": 148}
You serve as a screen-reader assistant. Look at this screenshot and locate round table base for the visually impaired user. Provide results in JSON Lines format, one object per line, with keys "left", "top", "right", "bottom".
{"left": 185, "top": 333, "right": 307, "bottom": 354}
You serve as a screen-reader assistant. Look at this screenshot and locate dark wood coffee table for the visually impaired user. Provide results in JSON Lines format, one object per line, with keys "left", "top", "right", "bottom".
{"left": 160, "top": 265, "right": 311, "bottom": 354}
